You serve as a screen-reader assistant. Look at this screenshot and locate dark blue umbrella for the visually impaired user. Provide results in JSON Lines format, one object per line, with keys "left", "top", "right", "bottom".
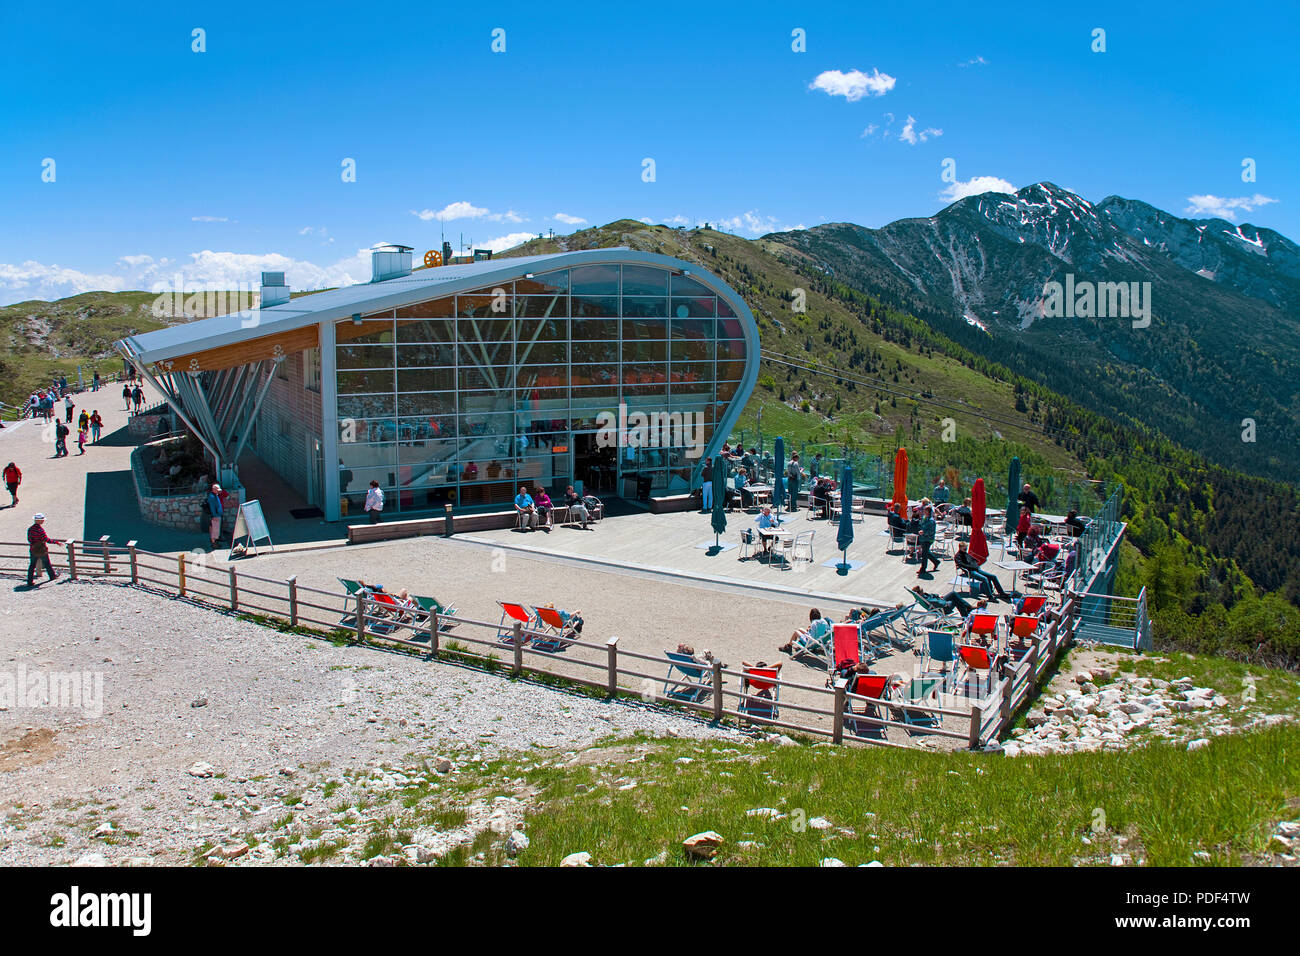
{"left": 836, "top": 465, "right": 855, "bottom": 570}
{"left": 710, "top": 454, "right": 727, "bottom": 546}
{"left": 1006, "top": 456, "right": 1021, "bottom": 537}
{"left": 773, "top": 437, "right": 785, "bottom": 519}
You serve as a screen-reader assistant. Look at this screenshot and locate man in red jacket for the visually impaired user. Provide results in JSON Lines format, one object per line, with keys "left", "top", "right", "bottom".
{"left": 27, "top": 514, "right": 62, "bottom": 587}
{"left": 3, "top": 462, "right": 19, "bottom": 507}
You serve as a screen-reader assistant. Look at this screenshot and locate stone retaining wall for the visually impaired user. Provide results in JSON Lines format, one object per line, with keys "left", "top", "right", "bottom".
{"left": 130, "top": 442, "right": 242, "bottom": 534}
{"left": 127, "top": 411, "right": 169, "bottom": 439}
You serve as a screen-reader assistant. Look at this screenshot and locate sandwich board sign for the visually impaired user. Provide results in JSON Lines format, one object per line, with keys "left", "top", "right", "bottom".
{"left": 230, "top": 499, "right": 273, "bottom": 555}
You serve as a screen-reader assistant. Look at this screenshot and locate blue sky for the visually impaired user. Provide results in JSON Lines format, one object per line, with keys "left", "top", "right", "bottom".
{"left": 1, "top": 0, "right": 1295, "bottom": 303}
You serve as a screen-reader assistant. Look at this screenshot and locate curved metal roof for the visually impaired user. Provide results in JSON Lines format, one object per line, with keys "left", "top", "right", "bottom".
{"left": 116, "top": 248, "right": 751, "bottom": 365}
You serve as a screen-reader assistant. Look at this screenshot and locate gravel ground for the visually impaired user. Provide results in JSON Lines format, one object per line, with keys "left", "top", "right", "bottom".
{"left": 0, "top": 578, "right": 741, "bottom": 865}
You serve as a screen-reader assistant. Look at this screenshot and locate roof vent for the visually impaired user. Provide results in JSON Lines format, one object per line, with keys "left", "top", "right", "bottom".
{"left": 260, "top": 271, "right": 289, "bottom": 308}
{"left": 371, "top": 243, "right": 413, "bottom": 282}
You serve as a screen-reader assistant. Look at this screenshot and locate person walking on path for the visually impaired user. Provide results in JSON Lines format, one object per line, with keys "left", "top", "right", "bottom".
{"left": 76, "top": 424, "right": 88, "bottom": 455}
{"left": 89, "top": 410, "right": 103, "bottom": 443}
{"left": 131, "top": 384, "right": 144, "bottom": 414}
{"left": 364, "top": 480, "right": 384, "bottom": 524}
{"left": 122, "top": 382, "right": 132, "bottom": 411}
{"left": 3, "top": 462, "right": 20, "bottom": 507}
{"left": 64, "top": 393, "right": 75, "bottom": 423}
{"left": 77, "top": 409, "right": 89, "bottom": 432}
{"left": 204, "top": 483, "right": 224, "bottom": 549}
{"left": 92, "top": 371, "right": 100, "bottom": 392}
{"left": 54, "top": 420, "right": 69, "bottom": 457}
{"left": 26, "top": 514, "right": 62, "bottom": 587}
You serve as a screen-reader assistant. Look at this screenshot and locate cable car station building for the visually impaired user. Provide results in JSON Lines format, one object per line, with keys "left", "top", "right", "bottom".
{"left": 116, "top": 247, "right": 759, "bottom": 523}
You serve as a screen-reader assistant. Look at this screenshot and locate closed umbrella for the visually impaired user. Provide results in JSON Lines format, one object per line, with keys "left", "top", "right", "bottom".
{"left": 710, "top": 455, "right": 727, "bottom": 547}
{"left": 970, "top": 478, "right": 989, "bottom": 564}
{"left": 1005, "top": 456, "right": 1021, "bottom": 537}
{"left": 836, "top": 465, "right": 855, "bottom": 571}
{"left": 773, "top": 437, "right": 785, "bottom": 520}
{"left": 890, "top": 447, "right": 909, "bottom": 515}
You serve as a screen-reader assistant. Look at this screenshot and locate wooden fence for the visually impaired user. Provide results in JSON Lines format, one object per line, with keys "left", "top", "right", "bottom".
{"left": 0, "top": 539, "right": 1077, "bottom": 750}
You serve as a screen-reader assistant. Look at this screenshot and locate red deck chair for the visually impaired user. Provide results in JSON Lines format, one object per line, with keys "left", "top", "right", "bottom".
{"left": 739, "top": 665, "right": 782, "bottom": 721}
{"left": 845, "top": 673, "right": 891, "bottom": 739}
{"left": 1009, "top": 614, "right": 1042, "bottom": 642}
{"left": 828, "top": 622, "right": 861, "bottom": 684}
{"left": 958, "top": 644, "right": 995, "bottom": 697}
{"left": 1018, "top": 596, "right": 1047, "bottom": 616}
{"left": 497, "top": 601, "right": 535, "bottom": 645}
{"left": 532, "top": 606, "right": 577, "bottom": 653}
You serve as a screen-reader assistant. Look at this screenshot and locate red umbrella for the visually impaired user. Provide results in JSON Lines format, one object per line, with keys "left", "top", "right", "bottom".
{"left": 969, "top": 478, "right": 989, "bottom": 564}
{"left": 890, "top": 447, "right": 909, "bottom": 515}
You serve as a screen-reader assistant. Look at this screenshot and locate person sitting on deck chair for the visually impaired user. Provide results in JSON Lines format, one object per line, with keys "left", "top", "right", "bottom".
{"left": 779, "top": 607, "right": 832, "bottom": 656}
{"left": 908, "top": 585, "right": 989, "bottom": 619}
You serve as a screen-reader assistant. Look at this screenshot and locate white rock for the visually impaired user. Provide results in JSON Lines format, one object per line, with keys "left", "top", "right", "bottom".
{"left": 1110, "top": 854, "right": 1125, "bottom": 866}
{"left": 505, "top": 831, "right": 530, "bottom": 857}
{"left": 808, "top": 816, "right": 833, "bottom": 830}
{"left": 683, "top": 831, "right": 725, "bottom": 860}
{"left": 73, "top": 853, "right": 108, "bottom": 867}
{"left": 1187, "top": 738, "right": 1210, "bottom": 751}
{"left": 561, "top": 851, "right": 593, "bottom": 867}
{"left": 187, "top": 762, "right": 215, "bottom": 778}
{"left": 820, "top": 857, "right": 846, "bottom": 867}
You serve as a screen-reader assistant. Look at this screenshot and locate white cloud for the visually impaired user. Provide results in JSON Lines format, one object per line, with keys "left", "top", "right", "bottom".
{"left": 191, "top": 215, "right": 231, "bottom": 223}
{"left": 860, "top": 124, "right": 878, "bottom": 137}
{"left": 959, "top": 56, "right": 988, "bottom": 67}
{"left": 411, "top": 202, "right": 525, "bottom": 223}
{"left": 940, "top": 175, "right": 1017, "bottom": 202}
{"left": 717, "top": 211, "right": 782, "bottom": 237}
{"left": 553, "top": 212, "right": 586, "bottom": 225}
{"left": 0, "top": 261, "right": 127, "bottom": 302}
{"left": 809, "top": 68, "right": 896, "bottom": 101}
{"left": 898, "top": 116, "right": 942, "bottom": 145}
{"left": 1184, "top": 193, "right": 1278, "bottom": 220}
{"left": 477, "top": 232, "right": 537, "bottom": 253}
{"left": 411, "top": 201, "right": 489, "bottom": 222}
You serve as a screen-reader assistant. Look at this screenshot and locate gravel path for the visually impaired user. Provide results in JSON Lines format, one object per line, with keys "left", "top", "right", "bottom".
{"left": 0, "top": 578, "right": 740, "bottom": 865}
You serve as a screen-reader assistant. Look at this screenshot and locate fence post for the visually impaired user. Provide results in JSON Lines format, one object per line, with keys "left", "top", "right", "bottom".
{"left": 229, "top": 567, "right": 238, "bottom": 612}
{"left": 999, "top": 677, "right": 1013, "bottom": 732}
{"left": 287, "top": 576, "right": 298, "bottom": 627}
{"left": 428, "top": 611, "right": 440, "bottom": 659}
{"left": 177, "top": 553, "right": 186, "bottom": 597}
{"left": 968, "top": 704, "right": 983, "bottom": 749}
{"left": 605, "top": 636, "right": 618, "bottom": 696}
{"left": 711, "top": 659, "right": 723, "bottom": 722}
{"left": 512, "top": 622, "right": 523, "bottom": 676}
{"left": 832, "top": 679, "right": 846, "bottom": 744}
{"left": 67, "top": 541, "right": 77, "bottom": 580}
{"left": 1025, "top": 642, "right": 1040, "bottom": 691}
{"left": 128, "top": 541, "right": 138, "bottom": 585}
{"left": 99, "top": 535, "right": 111, "bottom": 574}
{"left": 354, "top": 592, "right": 365, "bottom": 643}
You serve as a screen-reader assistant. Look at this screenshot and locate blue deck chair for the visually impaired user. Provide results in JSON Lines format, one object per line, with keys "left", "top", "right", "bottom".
{"left": 923, "top": 629, "right": 958, "bottom": 691}
{"left": 663, "top": 651, "right": 713, "bottom": 703}
{"left": 859, "top": 605, "right": 911, "bottom": 652}
{"left": 790, "top": 616, "right": 834, "bottom": 664}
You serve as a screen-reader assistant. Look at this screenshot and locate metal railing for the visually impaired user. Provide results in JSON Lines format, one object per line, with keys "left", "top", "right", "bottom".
{"left": 1073, "top": 587, "right": 1152, "bottom": 652}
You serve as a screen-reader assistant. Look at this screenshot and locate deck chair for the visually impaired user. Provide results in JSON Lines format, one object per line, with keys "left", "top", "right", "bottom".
{"left": 858, "top": 606, "right": 909, "bottom": 653}
{"left": 413, "top": 595, "right": 460, "bottom": 631}
{"left": 790, "top": 618, "right": 834, "bottom": 664}
{"left": 496, "top": 601, "right": 536, "bottom": 646}
{"left": 1017, "top": 595, "right": 1047, "bottom": 616}
{"left": 530, "top": 606, "right": 579, "bottom": 653}
{"left": 957, "top": 644, "right": 995, "bottom": 697}
{"left": 663, "top": 651, "right": 712, "bottom": 703}
{"left": 738, "top": 665, "right": 782, "bottom": 721}
{"left": 922, "top": 628, "right": 958, "bottom": 686}
{"left": 1008, "top": 614, "right": 1042, "bottom": 644}
{"left": 361, "top": 590, "right": 404, "bottom": 636}
{"left": 965, "top": 611, "right": 1000, "bottom": 647}
{"left": 844, "top": 673, "right": 891, "bottom": 739}
{"left": 895, "top": 676, "right": 944, "bottom": 735}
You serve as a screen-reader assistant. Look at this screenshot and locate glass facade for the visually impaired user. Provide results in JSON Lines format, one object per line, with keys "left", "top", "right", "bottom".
{"left": 334, "top": 264, "right": 749, "bottom": 515}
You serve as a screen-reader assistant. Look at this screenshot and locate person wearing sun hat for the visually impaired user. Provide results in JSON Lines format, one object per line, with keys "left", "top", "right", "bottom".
{"left": 26, "top": 513, "right": 62, "bottom": 587}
